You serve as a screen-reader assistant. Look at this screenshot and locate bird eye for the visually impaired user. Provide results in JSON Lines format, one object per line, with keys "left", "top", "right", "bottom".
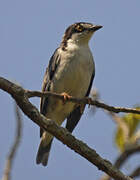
{"left": 76, "top": 25, "right": 83, "bottom": 32}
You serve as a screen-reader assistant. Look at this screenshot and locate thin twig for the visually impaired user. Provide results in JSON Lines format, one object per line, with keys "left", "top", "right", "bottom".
{"left": 2, "top": 103, "right": 22, "bottom": 180}
{"left": 129, "top": 167, "right": 140, "bottom": 178}
{"left": 100, "top": 144, "right": 140, "bottom": 180}
{"left": 25, "top": 90, "right": 140, "bottom": 115}
{"left": 114, "top": 144, "right": 140, "bottom": 169}
{"left": 107, "top": 112, "right": 129, "bottom": 147}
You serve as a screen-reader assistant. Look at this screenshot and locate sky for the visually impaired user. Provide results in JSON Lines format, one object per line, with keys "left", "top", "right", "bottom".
{"left": 0, "top": 0, "right": 140, "bottom": 179}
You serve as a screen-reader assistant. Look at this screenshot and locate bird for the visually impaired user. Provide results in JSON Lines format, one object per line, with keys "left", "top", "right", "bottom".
{"left": 36, "top": 22, "right": 102, "bottom": 166}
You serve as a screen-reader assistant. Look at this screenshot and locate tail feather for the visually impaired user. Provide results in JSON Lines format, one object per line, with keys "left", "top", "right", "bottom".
{"left": 36, "top": 139, "right": 53, "bottom": 166}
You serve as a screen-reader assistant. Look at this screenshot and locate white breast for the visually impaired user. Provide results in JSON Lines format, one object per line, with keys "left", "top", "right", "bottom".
{"left": 52, "top": 43, "right": 95, "bottom": 98}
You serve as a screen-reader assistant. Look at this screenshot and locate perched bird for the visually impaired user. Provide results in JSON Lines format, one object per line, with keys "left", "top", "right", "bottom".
{"left": 36, "top": 22, "right": 102, "bottom": 166}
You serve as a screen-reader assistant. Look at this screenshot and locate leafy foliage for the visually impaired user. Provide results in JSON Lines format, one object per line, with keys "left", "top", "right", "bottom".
{"left": 115, "top": 107, "right": 140, "bottom": 152}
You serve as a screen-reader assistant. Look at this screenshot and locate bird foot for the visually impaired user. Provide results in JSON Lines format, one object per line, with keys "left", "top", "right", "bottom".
{"left": 61, "top": 92, "right": 72, "bottom": 104}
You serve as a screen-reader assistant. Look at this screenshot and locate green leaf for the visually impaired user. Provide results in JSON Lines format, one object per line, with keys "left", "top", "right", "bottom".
{"left": 123, "top": 107, "right": 140, "bottom": 137}
{"left": 115, "top": 126, "right": 125, "bottom": 152}
{"left": 115, "top": 107, "right": 140, "bottom": 152}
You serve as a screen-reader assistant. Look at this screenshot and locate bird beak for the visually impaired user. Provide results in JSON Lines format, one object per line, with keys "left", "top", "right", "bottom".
{"left": 90, "top": 25, "right": 103, "bottom": 32}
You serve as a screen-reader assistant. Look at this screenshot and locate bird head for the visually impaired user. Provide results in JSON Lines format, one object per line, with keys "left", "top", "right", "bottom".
{"left": 61, "top": 22, "right": 102, "bottom": 48}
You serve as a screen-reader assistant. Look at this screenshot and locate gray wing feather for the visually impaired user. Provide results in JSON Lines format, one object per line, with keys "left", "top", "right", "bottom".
{"left": 66, "top": 72, "right": 95, "bottom": 133}
{"left": 40, "top": 48, "right": 60, "bottom": 137}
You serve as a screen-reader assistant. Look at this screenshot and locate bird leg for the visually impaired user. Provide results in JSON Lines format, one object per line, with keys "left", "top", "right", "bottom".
{"left": 61, "top": 92, "right": 72, "bottom": 104}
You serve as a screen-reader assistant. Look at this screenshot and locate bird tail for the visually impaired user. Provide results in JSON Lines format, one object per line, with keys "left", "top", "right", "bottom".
{"left": 36, "top": 132, "right": 53, "bottom": 166}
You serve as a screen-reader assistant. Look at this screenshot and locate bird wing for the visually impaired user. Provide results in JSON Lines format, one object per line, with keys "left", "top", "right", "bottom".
{"left": 65, "top": 72, "right": 95, "bottom": 133}
{"left": 40, "top": 48, "right": 60, "bottom": 137}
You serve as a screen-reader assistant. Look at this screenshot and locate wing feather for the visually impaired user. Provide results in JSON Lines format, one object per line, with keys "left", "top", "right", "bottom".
{"left": 40, "top": 48, "right": 60, "bottom": 137}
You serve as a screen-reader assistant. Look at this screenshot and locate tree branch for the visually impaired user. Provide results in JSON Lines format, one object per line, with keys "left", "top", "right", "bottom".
{"left": 2, "top": 103, "right": 22, "bottom": 180}
{"left": 114, "top": 144, "right": 140, "bottom": 169}
{"left": 25, "top": 90, "right": 140, "bottom": 115}
{"left": 0, "top": 77, "right": 133, "bottom": 180}
{"left": 129, "top": 167, "right": 140, "bottom": 178}
{"left": 107, "top": 112, "right": 129, "bottom": 144}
